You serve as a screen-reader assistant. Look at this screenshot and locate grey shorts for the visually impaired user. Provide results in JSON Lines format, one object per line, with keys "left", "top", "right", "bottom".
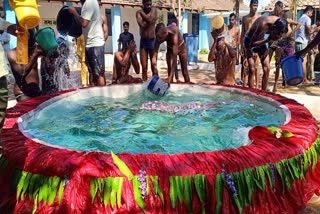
{"left": 85, "top": 45, "right": 105, "bottom": 74}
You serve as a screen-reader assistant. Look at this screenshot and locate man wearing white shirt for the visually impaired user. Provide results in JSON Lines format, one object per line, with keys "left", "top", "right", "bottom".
{"left": 69, "top": 0, "right": 106, "bottom": 86}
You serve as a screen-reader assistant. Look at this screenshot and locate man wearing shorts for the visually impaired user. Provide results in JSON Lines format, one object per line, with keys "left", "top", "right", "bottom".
{"left": 244, "top": 16, "right": 288, "bottom": 91}
{"left": 136, "top": 0, "right": 158, "bottom": 81}
{"left": 69, "top": 0, "right": 106, "bottom": 86}
{"left": 295, "top": 6, "right": 315, "bottom": 83}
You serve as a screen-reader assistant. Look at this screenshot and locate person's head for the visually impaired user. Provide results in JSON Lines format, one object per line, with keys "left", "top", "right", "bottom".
{"left": 304, "top": 5, "right": 314, "bottom": 17}
{"left": 80, "top": 0, "right": 86, "bottom": 5}
{"left": 249, "top": 0, "right": 259, "bottom": 14}
{"left": 270, "top": 18, "right": 288, "bottom": 39}
{"left": 229, "top": 13, "right": 236, "bottom": 26}
{"left": 155, "top": 23, "right": 167, "bottom": 43}
{"left": 143, "top": 0, "right": 152, "bottom": 13}
{"left": 123, "top": 21, "right": 129, "bottom": 34}
{"left": 216, "top": 36, "right": 226, "bottom": 51}
{"left": 274, "top": 1, "right": 284, "bottom": 15}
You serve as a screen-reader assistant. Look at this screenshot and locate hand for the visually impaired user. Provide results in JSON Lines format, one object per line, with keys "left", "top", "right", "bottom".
{"left": 34, "top": 45, "right": 44, "bottom": 56}
{"left": 127, "top": 41, "right": 136, "bottom": 52}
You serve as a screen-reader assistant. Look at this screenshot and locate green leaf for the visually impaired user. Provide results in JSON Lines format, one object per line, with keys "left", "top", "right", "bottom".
{"left": 133, "top": 176, "right": 146, "bottom": 211}
{"left": 16, "top": 171, "right": 28, "bottom": 201}
{"left": 38, "top": 176, "right": 50, "bottom": 204}
{"left": 281, "top": 130, "right": 294, "bottom": 138}
{"left": 176, "top": 176, "right": 184, "bottom": 204}
{"left": 110, "top": 177, "right": 119, "bottom": 209}
{"left": 311, "top": 147, "right": 318, "bottom": 170}
{"left": 215, "top": 173, "right": 224, "bottom": 214}
{"left": 48, "top": 176, "right": 60, "bottom": 205}
{"left": 275, "top": 163, "right": 285, "bottom": 193}
{"left": 117, "top": 177, "right": 124, "bottom": 208}
{"left": 103, "top": 177, "right": 112, "bottom": 207}
{"left": 244, "top": 168, "right": 255, "bottom": 202}
{"left": 21, "top": 172, "right": 32, "bottom": 201}
{"left": 146, "top": 176, "right": 150, "bottom": 195}
{"left": 267, "top": 126, "right": 278, "bottom": 134}
{"left": 194, "top": 174, "right": 206, "bottom": 203}
{"left": 32, "top": 194, "right": 38, "bottom": 214}
{"left": 111, "top": 152, "right": 134, "bottom": 180}
{"left": 169, "top": 176, "right": 177, "bottom": 209}
{"left": 90, "top": 179, "right": 98, "bottom": 203}
{"left": 234, "top": 196, "right": 243, "bottom": 213}
{"left": 183, "top": 176, "right": 193, "bottom": 213}
{"left": 288, "top": 158, "right": 300, "bottom": 179}
{"left": 150, "top": 176, "right": 164, "bottom": 204}
{"left": 57, "top": 179, "right": 65, "bottom": 204}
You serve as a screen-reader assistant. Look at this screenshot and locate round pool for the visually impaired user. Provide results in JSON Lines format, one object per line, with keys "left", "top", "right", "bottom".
{"left": 1, "top": 84, "right": 319, "bottom": 214}
{"left": 20, "top": 85, "right": 287, "bottom": 154}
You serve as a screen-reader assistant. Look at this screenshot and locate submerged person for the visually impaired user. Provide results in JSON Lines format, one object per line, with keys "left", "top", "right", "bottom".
{"left": 8, "top": 29, "right": 44, "bottom": 102}
{"left": 152, "top": 23, "right": 190, "bottom": 83}
{"left": 112, "top": 41, "right": 142, "bottom": 84}
{"left": 208, "top": 36, "right": 236, "bottom": 85}
{"left": 136, "top": 0, "right": 158, "bottom": 81}
{"left": 244, "top": 16, "right": 288, "bottom": 91}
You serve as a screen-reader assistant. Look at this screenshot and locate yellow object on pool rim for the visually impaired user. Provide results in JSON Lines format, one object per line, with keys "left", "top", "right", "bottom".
{"left": 9, "top": 0, "right": 40, "bottom": 29}
{"left": 16, "top": 29, "right": 28, "bottom": 65}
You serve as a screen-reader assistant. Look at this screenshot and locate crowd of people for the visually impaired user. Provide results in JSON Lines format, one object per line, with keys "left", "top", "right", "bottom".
{"left": 210, "top": 0, "right": 320, "bottom": 92}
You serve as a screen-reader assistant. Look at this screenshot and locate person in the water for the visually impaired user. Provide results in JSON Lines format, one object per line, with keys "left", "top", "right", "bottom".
{"left": 208, "top": 35, "right": 236, "bottom": 85}
{"left": 151, "top": 23, "right": 190, "bottom": 83}
{"left": 112, "top": 41, "right": 142, "bottom": 84}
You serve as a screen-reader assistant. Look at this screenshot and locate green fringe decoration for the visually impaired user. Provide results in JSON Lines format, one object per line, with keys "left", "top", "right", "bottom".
{"left": 215, "top": 138, "right": 320, "bottom": 213}
{"left": 90, "top": 177, "right": 124, "bottom": 208}
{"left": 150, "top": 176, "right": 164, "bottom": 204}
{"left": 169, "top": 176, "right": 194, "bottom": 213}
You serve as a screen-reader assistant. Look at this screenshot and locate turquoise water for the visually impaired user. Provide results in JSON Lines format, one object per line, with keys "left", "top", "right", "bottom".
{"left": 22, "top": 88, "right": 286, "bottom": 154}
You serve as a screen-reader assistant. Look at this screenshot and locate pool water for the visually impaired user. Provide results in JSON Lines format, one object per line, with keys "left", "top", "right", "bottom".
{"left": 21, "top": 86, "right": 286, "bottom": 154}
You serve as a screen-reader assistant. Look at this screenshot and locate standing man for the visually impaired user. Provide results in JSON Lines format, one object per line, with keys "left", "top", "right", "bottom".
{"left": 240, "top": 0, "right": 260, "bottom": 88}
{"left": 0, "top": 19, "right": 17, "bottom": 149}
{"left": 227, "top": 13, "right": 240, "bottom": 51}
{"left": 295, "top": 5, "right": 315, "bottom": 84}
{"left": 152, "top": 23, "right": 190, "bottom": 83}
{"left": 136, "top": 0, "right": 158, "bottom": 81}
{"left": 118, "top": 21, "right": 134, "bottom": 51}
{"left": 69, "top": 0, "right": 106, "bottom": 86}
{"left": 268, "top": 1, "right": 301, "bottom": 92}
{"left": 244, "top": 16, "right": 288, "bottom": 91}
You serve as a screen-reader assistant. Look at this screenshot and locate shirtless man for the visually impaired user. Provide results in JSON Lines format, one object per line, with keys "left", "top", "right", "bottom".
{"left": 151, "top": 23, "right": 190, "bottom": 83}
{"left": 208, "top": 36, "right": 236, "bottom": 85}
{"left": 244, "top": 16, "right": 288, "bottom": 91}
{"left": 228, "top": 13, "right": 240, "bottom": 50}
{"left": 112, "top": 41, "right": 142, "bottom": 84}
{"left": 136, "top": 0, "right": 157, "bottom": 81}
{"left": 8, "top": 29, "right": 44, "bottom": 102}
{"left": 240, "top": 0, "right": 260, "bottom": 88}
{"left": 268, "top": 1, "right": 301, "bottom": 92}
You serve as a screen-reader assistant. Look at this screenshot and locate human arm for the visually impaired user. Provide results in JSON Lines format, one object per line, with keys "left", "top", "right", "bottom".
{"left": 8, "top": 45, "right": 43, "bottom": 77}
{"left": 151, "top": 41, "right": 161, "bottom": 75}
{"left": 68, "top": 7, "right": 89, "bottom": 28}
{"left": 295, "top": 31, "right": 320, "bottom": 58}
{"left": 224, "top": 39, "right": 236, "bottom": 58}
{"left": 137, "top": 7, "right": 157, "bottom": 25}
{"left": 208, "top": 42, "right": 216, "bottom": 62}
{"left": 287, "top": 18, "right": 301, "bottom": 37}
{"left": 136, "top": 10, "right": 147, "bottom": 28}
{"left": 101, "top": 15, "right": 108, "bottom": 41}
{"left": 167, "top": 34, "right": 179, "bottom": 82}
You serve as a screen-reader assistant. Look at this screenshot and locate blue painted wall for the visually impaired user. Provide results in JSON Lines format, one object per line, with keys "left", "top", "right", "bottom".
{"left": 199, "top": 13, "right": 210, "bottom": 51}
{"left": 4, "top": 0, "right": 17, "bottom": 49}
{"left": 111, "top": 6, "right": 121, "bottom": 53}
{"left": 181, "top": 12, "right": 188, "bottom": 34}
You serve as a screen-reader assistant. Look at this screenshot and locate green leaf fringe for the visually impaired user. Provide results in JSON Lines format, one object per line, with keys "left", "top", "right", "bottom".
{"left": 215, "top": 138, "right": 320, "bottom": 213}
{"left": 1, "top": 137, "right": 319, "bottom": 213}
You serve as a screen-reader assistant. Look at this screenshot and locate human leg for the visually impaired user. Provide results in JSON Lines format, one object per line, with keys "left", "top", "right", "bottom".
{"left": 85, "top": 46, "right": 106, "bottom": 86}
{"left": 179, "top": 49, "right": 190, "bottom": 83}
{"left": 259, "top": 50, "right": 270, "bottom": 91}
{"left": 140, "top": 49, "right": 148, "bottom": 81}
